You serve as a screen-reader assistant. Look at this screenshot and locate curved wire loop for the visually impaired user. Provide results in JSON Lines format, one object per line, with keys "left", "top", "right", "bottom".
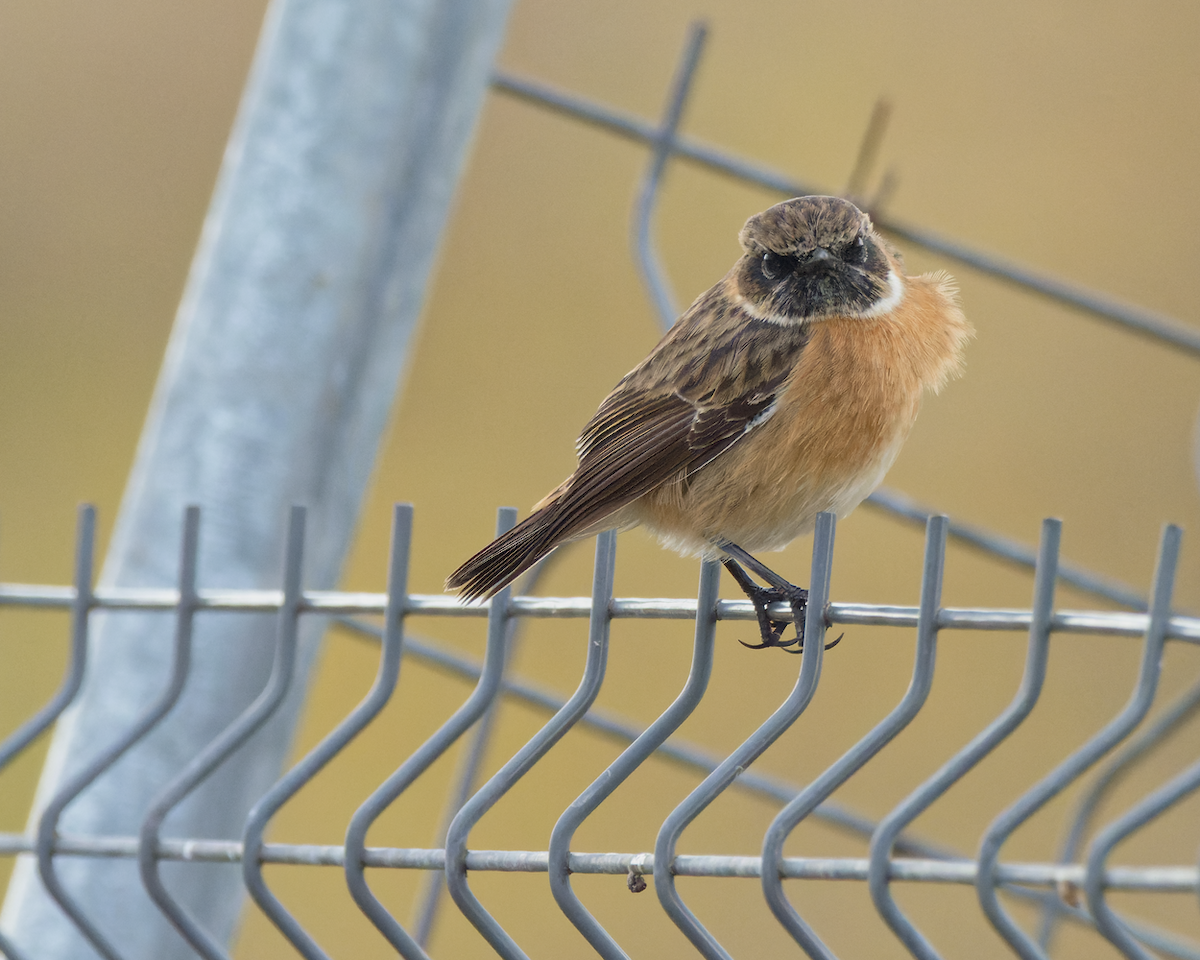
{"left": 975, "top": 524, "right": 1182, "bottom": 960}
{"left": 240, "top": 504, "right": 413, "bottom": 960}
{"left": 652, "top": 512, "right": 835, "bottom": 960}
{"left": 548, "top": 558, "right": 721, "bottom": 959}
{"left": 36, "top": 508, "right": 201, "bottom": 960}
{"left": 866, "top": 518, "right": 1059, "bottom": 959}
{"left": 410, "top": 552, "right": 561, "bottom": 948}
{"left": 443, "top": 530, "right": 618, "bottom": 959}
{"left": 0, "top": 506, "right": 96, "bottom": 960}
{"left": 342, "top": 507, "right": 517, "bottom": 959}
{"left": 632, "top": 21, "right": 708, "bottom": 331}
{"left": 1036, "top": 671, "right": 1200, "bottom": 950}
{"left": 1085, "top": 753, "right": 1200, "bottom": 960}
{"left": 137, "top": 506, "right": 307, "bottom": 960}
{"left": 765, "top": 514, "right": 952, "bottom": 957}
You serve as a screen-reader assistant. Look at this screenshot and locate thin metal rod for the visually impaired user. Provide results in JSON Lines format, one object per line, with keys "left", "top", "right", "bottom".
{"left": 868, "top": 519, "right": 1059, "bottom": 960}
{"left": 444, "top": 530, "right": 618, "bottom": 959}
{"left": 411, "top": 554, "right": 558, "bottom": 948}
{"left": 241, "top": 505, "right": 413, "bottom": 960}
{"left": 866, "top": 487, "right": 1148, "bottom": 611}
{"left": 137, "top": 506, "right": 307, "bottom": 960}
{"left": 342, "top": 507, "right": 517, "bottom": 959}
{"left": 654, "top": 513, "right": 835, "bottom": 960}
{"left": 549, "top": 558, "right": 721, "bottom": 960}
{"left": 336, "top": 618, "right": 957, "bottom": 859}
{"left": 1038, "top": 671, "right": 1200, "bottom": 950}
{"left": 765, "top": 515, "right": 952, "bottom": 958}
{"left": 6, "top": 833, "right": 1200, "bottom": 891}
{"left": 490, "top": 70, "right": 1200, "bottom": 358}
{"left": 0, "top": 505, "right": 95, "bottom": 771}
{"left": 844, "top": 98, "right": 893, "bottom": 201}
{"left": 633, "top": 21, "right": 707, "bottom": 329}
{"left": 1085, "top": 755, "right": 1200, "bottom": 960}
{"left": 0, "top": 507, "right": 95, "bottom": 960}
{"left": 3, "top": 588, "right": 1198, "bottom": 643}
{"left": 976, "top": 524, "right": 1182, "bottom": 960}
{"left": 35, "top": 508, "right": 202, "bottom": 960}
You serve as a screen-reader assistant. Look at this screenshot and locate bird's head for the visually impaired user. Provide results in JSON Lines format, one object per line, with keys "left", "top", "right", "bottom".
{"left": 735, "top": 195, "right": 902, "bottom": 323}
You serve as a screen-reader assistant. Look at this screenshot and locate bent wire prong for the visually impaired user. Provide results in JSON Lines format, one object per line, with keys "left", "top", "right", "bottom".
{"left": 867, "top": 518, "right": 1060, "bottom": 959}
{"left": 0, "top": 505, "right": 96, "bottom": 960}
{"left": 1037, "top": 670, "right": 1200, "bottom": 951}
{"left": 137, "top": 506, "right": 307, "bottom": 960}
{"left": 653, "top": 511, "right": 835, "bottom": 960}
{"left": 241, "top": 504, "right": 413, "bottom": 960}
{"left": 343, "top": 507, "right": 518, "bottom": 960}
{"left": 411, "top": 553, "right": 560, "bottom": 948}
{"left": 443, "top": 529, "right": 617, "bottom": 960}
{"left": 36, "top": 507, "right": 201, "bottom": 960}
{"left": 549, "top": 558, "right": 721, "bottom": 959}
{"left": 976, "top": 523, "right": 1182, "bottom": 960}
{"left": 1085, "top": 750, "right": 1200, "bottom": 960}
{"left": 764, "top": 514, "right": 951, "bottom": 958}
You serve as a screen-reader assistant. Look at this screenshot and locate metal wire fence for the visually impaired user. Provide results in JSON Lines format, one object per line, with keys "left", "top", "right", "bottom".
{"left": 3, "top": 18, "right": 1200, "bottom": 960}
{"left": 0, "top": 504, "right": 1197, "bottom": 960}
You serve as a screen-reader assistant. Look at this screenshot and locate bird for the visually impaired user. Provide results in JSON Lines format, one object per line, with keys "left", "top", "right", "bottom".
{"left": 447, "top": 195, "right": 971, "bottom": 650}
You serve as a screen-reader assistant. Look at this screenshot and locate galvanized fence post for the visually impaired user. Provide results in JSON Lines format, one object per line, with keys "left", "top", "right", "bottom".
{"left": 0, "top": 0, "right": 512, "bottom": 956}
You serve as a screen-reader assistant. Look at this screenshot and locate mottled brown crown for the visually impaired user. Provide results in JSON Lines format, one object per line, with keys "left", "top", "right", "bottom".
{"left": 739, "top": 195, "right": 870, "bottom": 258}
{"left": 734, "top": 195, "right": 897, "bottom": 322}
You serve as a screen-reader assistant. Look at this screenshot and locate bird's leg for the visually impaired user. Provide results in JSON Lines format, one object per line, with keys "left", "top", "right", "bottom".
{"left": 716, "top": 541, "right": 808, "bottom": 652}
{"left": 720, "top": 558, "right": 803, "bottom": 651}
{"left": 716, "top": 541, "right": 842, "bottom": 654}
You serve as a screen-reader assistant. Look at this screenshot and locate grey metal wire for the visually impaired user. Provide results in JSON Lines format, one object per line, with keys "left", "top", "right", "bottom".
{"left": 548, "top": 558, "right": 721, "bottom": 959}
{"left": 0, "top": 506, "right": 94, "bottom": 960}
{"left": 1, "top": 510, "right": 1198, "bottom": 959}
{"left": 654, "top": 512, "right": 836, "bottom": 960}
{"left": 240, "top": 504, "right": 413, "bottom": 960}
{"left": 867, "top": 518, "right": 1059, "bottom": 960}
{"left": 7, "top": 831, "right": 1198, "bottom": 888}
{"left": 342, "top": 507, "right": 517, "bottom": 959}
{"left": 865, "top": 488, "right": 1148, "bottom": 611}
{"left": 976, "top": 524, "right": 1182, "bottom": 960}
{"left": 633, "top": 21, "right": 707, "bottom": 329}
{"left": 764, "top": 514, "right": 953, "bottom": 958}
{"left": 137, "top": 506, "right": 307, "bottom": 960}
{"left": 34, "top": 507, "right": 201, "bottom": 960}
{"left": 1036, "top": 671, "right": 1200, "bottom": 950}
{"left": 490, "top": 70, "right": 1200, "bottom": 358}
{"left": 444, "top": 529, "right": 617, "bottom": 959}
{"left": 1085, "top": 755, "right": 1200, "bottom": 960}
{"left": 410, "top": 554, "right": 556, "bottom": 948}
{"left": 336, "top": 616, "right": 959, "bottom": 860}
{"left": 336, "top": 608, "right": 1200, "bottom": 960}
{"left": 0, "top": 507, "right": 95, "bottom": 772}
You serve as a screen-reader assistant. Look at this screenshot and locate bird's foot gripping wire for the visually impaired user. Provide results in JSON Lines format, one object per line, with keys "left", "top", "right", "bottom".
{"left": 717, "top": 541, "right": 842, "bottom": 654}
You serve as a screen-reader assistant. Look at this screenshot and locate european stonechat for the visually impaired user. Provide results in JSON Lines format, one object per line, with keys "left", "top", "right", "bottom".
{"left": 448, "top": 196, "right": 971, "bottom": 650}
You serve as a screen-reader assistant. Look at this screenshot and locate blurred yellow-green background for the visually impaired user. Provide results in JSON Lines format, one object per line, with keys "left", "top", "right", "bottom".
{"left": 2, "top": 1, "right": 1199, "bottom": 958}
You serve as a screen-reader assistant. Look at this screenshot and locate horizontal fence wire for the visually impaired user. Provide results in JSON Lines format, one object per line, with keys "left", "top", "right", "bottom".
{"left": 1, "top": 503, "right": 1198, "bottom": 960}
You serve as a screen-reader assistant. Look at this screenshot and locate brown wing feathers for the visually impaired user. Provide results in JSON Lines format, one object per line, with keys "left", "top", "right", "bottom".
{"left": 446, "top": 313, "right": 809, "bottom": 599}
{"left": 445, "top": 394, "right": 699, "bottom": 600}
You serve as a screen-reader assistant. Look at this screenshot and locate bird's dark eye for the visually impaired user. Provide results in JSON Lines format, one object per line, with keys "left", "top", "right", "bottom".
{"left": 842, "top": 235, "right": 868, "bottom": 264}
{"left": 760, "top": 251, "right": 795, "bottom": 280}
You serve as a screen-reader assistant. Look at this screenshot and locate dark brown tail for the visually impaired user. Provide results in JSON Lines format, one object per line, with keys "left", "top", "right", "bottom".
{"left": 447, "top": 505, "right": 565, "bottom": 600}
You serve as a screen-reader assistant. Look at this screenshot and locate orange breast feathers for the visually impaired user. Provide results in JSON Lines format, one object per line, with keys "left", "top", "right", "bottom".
{"left": 629, "top": 271, "right": 971, "bottom": 556}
